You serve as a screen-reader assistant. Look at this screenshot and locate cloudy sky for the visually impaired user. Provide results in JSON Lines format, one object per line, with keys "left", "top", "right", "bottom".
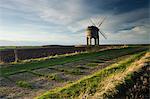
{"left": 0, "top": 0, "right": 149, "bottom": 46}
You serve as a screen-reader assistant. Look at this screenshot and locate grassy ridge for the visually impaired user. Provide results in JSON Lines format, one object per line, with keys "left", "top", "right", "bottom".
{"left": 109, "top": 55, "right": 149, "bottom": 98}
{"left": 92, "top": 52, "right": 149, "bottom": 98}
{"left": 36, "top": 51, "right": 146, "bottom": 99}
{"left": 0, "top": 47, "right": 147, "bottom": 76}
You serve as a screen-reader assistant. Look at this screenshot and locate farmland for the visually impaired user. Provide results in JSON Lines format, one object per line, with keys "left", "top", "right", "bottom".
{"left": 0, "top": 46, "right": 149, "bottom": 99}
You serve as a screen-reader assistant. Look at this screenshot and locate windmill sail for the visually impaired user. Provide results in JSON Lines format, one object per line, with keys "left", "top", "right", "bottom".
{"left": 90, "top": 19, "right": 97, "bottom": 26}
{"left": 98, "top": 17, "right": 106, "bottom": 27}
{"left": 99, "top": 30, "right": 107, "bottom": 39}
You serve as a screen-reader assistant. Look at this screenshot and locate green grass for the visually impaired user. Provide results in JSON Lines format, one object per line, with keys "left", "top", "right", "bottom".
{"left": 16, "top": 80, "right": 32, "bottom": 89}
{"left": 89, "top": 60, "right": 105, "bottom": 63}
{"left": 27, "top": 70, "right": 65, "bottom": 82}
{"left": 86, "top": 63, "right": 99, "bottom": 67}
{"left": 0, "top": 46, "right": 41, "bottom": 51}
{"left": 36, "top": 51, "right": 146, "bottom": 99}
{"left": 28, "top": 70, "right": 65, "bottom": 82}
{"left": 48, "top": 67, "right": 84, "bottom": 75}
{"left": 67, "top": 69, "right": 84, "bottom": 75}
{"left": 47, "top": 74, "right": 65, "bottom": 82}
{"left": 0, "top": 46, "right": 18, "bottom": 50}
{"left": 0, "top": 47, "right": 147, "bottom": 77}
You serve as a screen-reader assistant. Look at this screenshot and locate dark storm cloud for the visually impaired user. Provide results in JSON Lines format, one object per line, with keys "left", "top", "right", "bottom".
{"left": 114, "top": 0, "right": 149, "bottom": 14}
{"left": 80, "top": 0, "right": 149, "bottom": 31}
{"left": 82, "top": 0, "right": 149, "bottom": 14}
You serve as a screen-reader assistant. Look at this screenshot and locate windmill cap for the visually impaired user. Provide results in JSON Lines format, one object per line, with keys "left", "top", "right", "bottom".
{"left": 87, "top": 26, "right": 99, "bottom": 31}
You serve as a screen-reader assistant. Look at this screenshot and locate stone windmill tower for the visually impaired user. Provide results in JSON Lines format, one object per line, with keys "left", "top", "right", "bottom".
{"left": 86, "top": 17, "right": 107, "bottom": 45}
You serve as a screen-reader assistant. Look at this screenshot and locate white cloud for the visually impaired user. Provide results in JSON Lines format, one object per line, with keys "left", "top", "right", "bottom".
{"left": 105, "top": 25, "right": 149, "bottom": 44}
{"left": 0, "top": 0, "right": 149, "bottom": 45}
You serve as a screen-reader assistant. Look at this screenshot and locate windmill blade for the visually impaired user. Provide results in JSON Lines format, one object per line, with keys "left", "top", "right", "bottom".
{"left": 98, "top": 17, "right": 106, "bottom": 27}
{"left": 99, "top": 31, "right": 107, "bottom": 39}
{"left": 89, "top": 18, "right": 97, "bottom": 26}
{"left": 97, "top": 17, "right": 102, "bottom": 26}
{"left": 100, "top": 30, "right": 107, "bottom": 37}
{"left": 99, "top": 30, "right": 107, "bottom": 39}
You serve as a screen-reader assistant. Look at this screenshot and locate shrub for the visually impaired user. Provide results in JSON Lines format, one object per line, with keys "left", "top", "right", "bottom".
{"left": 47, "top": 74, "right": 65, "bottom": 82}
{"left": 16, "top": 81, "right": 32, "bottom": 89}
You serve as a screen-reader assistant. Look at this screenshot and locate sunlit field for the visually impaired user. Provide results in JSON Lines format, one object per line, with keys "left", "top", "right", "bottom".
{"left": 0, "top": 46, "right": 149, "bottom": 98}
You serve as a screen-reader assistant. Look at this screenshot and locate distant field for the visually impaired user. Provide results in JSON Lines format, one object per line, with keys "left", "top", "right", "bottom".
{"left": 0, "top": 45, "right": 75, "bottom": 50}
{"left": 0, "top": 46, "right": 16, "bottom": 50}
{"left": 0, "top": 44, "right": 149, "bottom": 50}
{"left": 0, "top": 46, "right": 41, "bottom": 50}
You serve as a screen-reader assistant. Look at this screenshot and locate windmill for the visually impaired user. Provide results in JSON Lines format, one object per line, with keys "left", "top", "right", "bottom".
{"left": 86, "top": 17, "right": 107, "bottom": 45}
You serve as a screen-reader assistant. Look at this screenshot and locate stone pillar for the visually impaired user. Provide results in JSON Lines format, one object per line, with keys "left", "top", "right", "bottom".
{"left": 95, "top": 38, "right": 99, "bottom": 45}
{"left": 14, "top": 49, "right": 19, "bottom": 62}
{"left": 89, "top": 38, "right": 92, "bottom": 45}
{"left": 97, "top": 37, "right": 99, "bottom": 45}
{"left": 94, "top": 38, "right": 97, "bottom": 45}
{"left": 87, "top": 37, "right": 89, "bottom": 45}
{"left": 0, "top": 51, "right": 2, "bottom": 63}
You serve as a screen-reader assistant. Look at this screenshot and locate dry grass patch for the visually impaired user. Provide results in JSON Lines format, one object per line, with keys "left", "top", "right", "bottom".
{"left": 92, "top": 52, "right": 150, "bottom": 98}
